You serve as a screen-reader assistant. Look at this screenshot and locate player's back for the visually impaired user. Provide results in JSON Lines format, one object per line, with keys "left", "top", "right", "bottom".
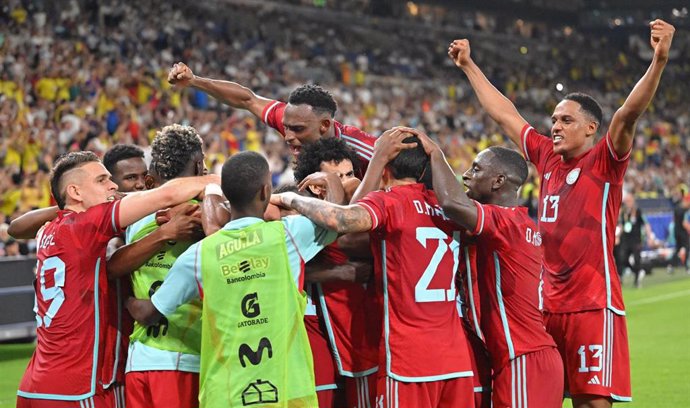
{"left": 358, "top": 184, "right": 473, "bottom": 381}
{"left": 18, "top": 202, "right": 121, "bottom": 400}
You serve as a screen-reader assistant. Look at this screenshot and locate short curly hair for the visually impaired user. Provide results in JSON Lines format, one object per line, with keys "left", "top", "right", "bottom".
{"left": 293, "top": 137, "right": 360, "bottom": 183}
{"left": 288, "top": 84, "right": 337, "bottom": 117}
{"left": 102, "top": 144, "right": 144, "bottom": 174}
{"left": 150, "top": 124, "right": 203, "bottom": 181}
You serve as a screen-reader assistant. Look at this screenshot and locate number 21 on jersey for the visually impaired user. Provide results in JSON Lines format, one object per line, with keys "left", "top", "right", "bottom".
{"left": 34, "top": 256, "right": 66, "bottom": 328}
{"left": 414, "top": 227, "right": 460, "bottom": 303}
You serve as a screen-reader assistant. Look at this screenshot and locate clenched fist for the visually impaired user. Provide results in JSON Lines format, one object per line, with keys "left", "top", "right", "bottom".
{"left": 649, "top": 20, "right": 674, "bottom": 62}
{"left": 168, "top": 62, "right": 194, "bottom": 87}
{"left": 448, "top": 39, "right": 472, "bottom": 68}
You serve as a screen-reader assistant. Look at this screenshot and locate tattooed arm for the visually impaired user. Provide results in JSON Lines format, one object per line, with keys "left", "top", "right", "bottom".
{"left": 273, "top": 192, "right": 372, "bottom": 234}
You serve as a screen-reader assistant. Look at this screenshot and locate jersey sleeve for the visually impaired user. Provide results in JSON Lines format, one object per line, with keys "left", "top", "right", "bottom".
{"left": 281, "top": 215, "right": 337, "bottom": 287}
{"left": 151, "top": 242, "right": 202, "bottom": 316}
{"left": 77, "top": 200, "right": 123, "bottom": 245}
{"left": 282, "top": 215, "right": 338, "bottom": 263}
{"left": 519, "top": 124, "right": 554, "bottom": 171}
{"left": 589, "top": 132, "right": 630, "bottom": 182}
{"left": 260, "top": 100, "right": 286, "bottom": 136}
{"left": 355, "top": 190, "right": 389, "bottom": 233}
{"left": 472, "top": 202, "right": 508, "bottom": 250}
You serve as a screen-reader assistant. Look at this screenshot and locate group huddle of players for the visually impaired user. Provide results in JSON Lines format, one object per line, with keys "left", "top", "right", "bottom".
{"left": 12, "top": 19, "right": 675, "bottom": 408}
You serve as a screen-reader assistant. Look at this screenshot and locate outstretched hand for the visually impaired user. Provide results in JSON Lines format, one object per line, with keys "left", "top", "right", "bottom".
{"left": 168, "top": 62, "right": 194, "bottom": 87}
{"left": 448, "top": 39, "right": 472, "bottom": 68}
{"left": 649, "top": 20, "right": 675, "bottom": 62}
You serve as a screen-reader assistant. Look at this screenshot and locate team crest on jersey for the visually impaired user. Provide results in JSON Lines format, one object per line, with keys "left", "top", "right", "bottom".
{"left": 566, "top": 168, "right": 581, "bottom": 185}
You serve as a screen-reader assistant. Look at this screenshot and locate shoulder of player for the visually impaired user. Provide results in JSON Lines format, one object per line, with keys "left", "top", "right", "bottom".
{"left": 262, "top": 99, "right": 285, "bottom": 117}
{"left": 336, "top": 121, "right": 376, "bottom": 147}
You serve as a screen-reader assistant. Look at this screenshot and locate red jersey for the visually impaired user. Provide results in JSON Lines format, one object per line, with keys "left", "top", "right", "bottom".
{"left": 315, "top": 244, "right": 379, "bottom": 377}
{"left": 457, "top": 242, "right": 483, "bottom": 341}
{"left": 18, "top": 201, "right": 122, "bottom": 400}
{"left": 470, "top": 203, "right": 556, "bottom": 369}
{"left": 520, "top": 124, "right": 630, "bottom": 314}
{"left": 358, "top": 183, "right": 473, "bottom": 381}
{"left": 101, "top": 276, "right": 132, "bottom": 387}
{"left": 261, "top": 100, "right": 376, "bottom": 167}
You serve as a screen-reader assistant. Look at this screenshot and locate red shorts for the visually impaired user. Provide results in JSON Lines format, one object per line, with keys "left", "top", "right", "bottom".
{"left": 125, "top": 370, "right": 199, "bottom": 408}
{"left": 545, "top": 309, "right": 631, "bottom": 402}
{"left": 344, "top": 375, "right": 377, "bottom": 408}
{"left": 17, "top": 384, "right": 122, "bottom": 408}
{"left": 375, "top": 374, "right": 474, "bottom": 408}
{"left": 492, "top": 348, "right": 563, "bottom": 408}
{"left": 465, "top": 329, "right": 492, "bottom": 408}
{"left": 306, "top": 316, "right": 341, "bottom": 407}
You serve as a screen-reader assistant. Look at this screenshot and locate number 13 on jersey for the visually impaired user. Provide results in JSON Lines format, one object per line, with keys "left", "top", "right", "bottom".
{"left": 415, "top": 227, "right": 460, "bottom": 303}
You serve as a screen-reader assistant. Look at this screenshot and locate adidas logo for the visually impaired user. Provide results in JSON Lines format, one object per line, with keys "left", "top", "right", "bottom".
{"left": 156, "top": 251, "right": 166, "bottom": 261}
{"left": 587, "top": 375, "right": 601, "bottom": 385}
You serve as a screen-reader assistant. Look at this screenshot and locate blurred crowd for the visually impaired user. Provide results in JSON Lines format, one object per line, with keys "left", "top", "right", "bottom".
{"left": 1, "top": 0, "right": 689, "bottom": 256}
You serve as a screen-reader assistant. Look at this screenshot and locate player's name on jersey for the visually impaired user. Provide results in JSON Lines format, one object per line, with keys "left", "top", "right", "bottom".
{"left": 412, "top": 199, "right": 450, "bottom": 221}
{"left": 38, "top": 232, "right": 56, "bottom": 249}
{"left": 217, "top": 230, "right": 264, "bottom": 259}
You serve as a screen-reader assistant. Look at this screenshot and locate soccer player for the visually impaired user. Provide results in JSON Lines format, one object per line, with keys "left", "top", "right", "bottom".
{"left": 8, "top": 144, "right": 148, "bottom": 239}
{"left": 447, "top": 19, "right": 675, "bottom": 407}
{"left": 102, "top": 144, "right": 149, "bottom": 194}
{"left": 106, "top": 125, "right": 209, "bottom": 408}
{"left": 272, "top": 130, "right": 475, "bottom": 408}
{"left": 17, "top": 151, "right": 218, "bottom": 408}
{"left": 9, "top": 144, "right": 150, "bottom": 407}
{"left": 167, "top": 62, "right": 375, "bottom": 163}
{"left": 294, "top": 137, "right": 379, "bottom": 408}
{"left": 413, "top": 130, "right": 563, "bottom": 407}
{"left": 126, "top": 151, "right": 337, "bottom": 408}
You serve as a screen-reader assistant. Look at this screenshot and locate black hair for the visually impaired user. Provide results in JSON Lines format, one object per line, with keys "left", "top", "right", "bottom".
{"left": 487, "top": 146, "right": 529, "bottom": 186}
{"left": 102, "top": 144, "right": 145, "bottom": 174}
{"left": 293, "top": 137, "right": 360, "bottom": 183}
{"left": 150, "top": 124, "right": 203, "bottom": 181}
{"left": 388, "top": 135, "right": 430, "bottom": 182}
{"left": 221, "top": 151, "right": 270, "bottom": 209}
{"left": 563, "top": 92, "right": 603, "bottom": 126}
{"left": 288, "top": 84, "right": 338, "bottom": 117}
{"left": 50, "top": 151, "right": 100, "bottom": 209}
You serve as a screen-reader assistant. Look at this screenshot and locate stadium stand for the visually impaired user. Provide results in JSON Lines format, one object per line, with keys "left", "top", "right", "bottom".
{"left": 0, "top": 0, "right": 688, "bottom": 261}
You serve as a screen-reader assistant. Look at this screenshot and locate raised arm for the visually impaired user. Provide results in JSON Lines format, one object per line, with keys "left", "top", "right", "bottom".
{"left": 168, "top": 62, "right": 273, "bottom": 118}
{"left": 449, "top": 40, "right": 527, "bottom": 146}
{"left": 272, "top": 192, "right": 372, "bottom": 234}
{"left": 413, "top": 130, "right": 478, "bottom": 231}
{"left": 118, "top": 174, "right": 219, "bottom": 228}
{"left": 8, "top": 206, "right": 58, "bottom": 239}
{"left": 350, "top": 127, "right": 418, "bottom": 203}
{"left": 608, "top": 20, "right": 674, "bottom": 157}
